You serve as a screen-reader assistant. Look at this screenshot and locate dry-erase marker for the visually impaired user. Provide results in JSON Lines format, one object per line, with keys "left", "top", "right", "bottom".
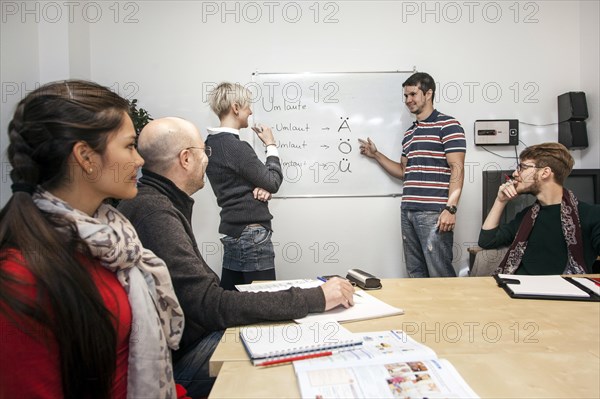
{"left": 256, "top": 351, "right": 333, "bottom": 367}
{"left": 252, "top": 123, "right": 263, "bottom": 133}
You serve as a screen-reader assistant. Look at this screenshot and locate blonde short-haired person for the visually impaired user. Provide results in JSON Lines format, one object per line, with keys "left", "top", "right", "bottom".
{"left": 479, "top": 142, "right": 600, "bottom": 275}
{"left": 0, "top": 80, "right": 185, "bottom": 398}
{"left": 205, "top": 82, "right": 281, "bottom": 290}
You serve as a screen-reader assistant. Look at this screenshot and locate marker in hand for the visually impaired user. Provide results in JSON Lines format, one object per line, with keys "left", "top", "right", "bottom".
{"left": 252, "top": 124, "right": 263, "bottom": 133}
{"left": 501, "top": 174, "right": 518, "bottom": 200}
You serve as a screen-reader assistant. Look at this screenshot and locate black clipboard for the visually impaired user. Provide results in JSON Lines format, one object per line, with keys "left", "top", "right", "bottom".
{"left": 494, "top": 275, "right": 600, "bottom": 302}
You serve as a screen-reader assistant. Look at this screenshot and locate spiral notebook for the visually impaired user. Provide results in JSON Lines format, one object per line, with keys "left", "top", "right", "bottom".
{"left": 240, "top": 321, "right": 363, "bottom": 366}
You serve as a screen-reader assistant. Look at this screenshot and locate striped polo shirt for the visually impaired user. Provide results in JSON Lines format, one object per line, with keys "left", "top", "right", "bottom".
{"left": 401, "top": 109, "right": 466, "bottom": 211}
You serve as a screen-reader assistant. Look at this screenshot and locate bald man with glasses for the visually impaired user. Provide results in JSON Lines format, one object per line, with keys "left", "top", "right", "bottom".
{"left": 118, "top": 117, "right": 355, "bottom": 398}
{"left": 479, "top": 142, "right": 600, "bottom": 275}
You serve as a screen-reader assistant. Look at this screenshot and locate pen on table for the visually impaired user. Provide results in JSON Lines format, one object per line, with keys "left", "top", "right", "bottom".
{"left": 256, "top": 351, "right": 333, "bottom": 367}
{"left": 318, "top": 276, "right": 357, "bottom": 288}
{"left": 588, "top": 278, "right": 600, "bottom": 287}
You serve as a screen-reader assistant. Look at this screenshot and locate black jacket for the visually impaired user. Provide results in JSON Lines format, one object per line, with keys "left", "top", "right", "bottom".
{"left": 118, "top": 170, "right": 324, "bottom": 362}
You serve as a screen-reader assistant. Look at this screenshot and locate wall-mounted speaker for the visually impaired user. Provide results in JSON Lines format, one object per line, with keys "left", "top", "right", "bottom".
{"left": 559, "top": 121, "right": 588, "bottom": 149}
{"left": 558, "top": 92, "right": 588, "bottom": 122}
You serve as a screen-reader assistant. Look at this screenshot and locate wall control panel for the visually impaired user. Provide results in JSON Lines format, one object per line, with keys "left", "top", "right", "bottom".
{"left": 474, "top": 119, "right": 519, "bottom": 146}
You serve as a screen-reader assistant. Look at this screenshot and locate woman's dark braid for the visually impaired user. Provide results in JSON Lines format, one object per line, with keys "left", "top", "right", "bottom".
{"left": 7, "top": 102, "right": 39, "bottom": 187}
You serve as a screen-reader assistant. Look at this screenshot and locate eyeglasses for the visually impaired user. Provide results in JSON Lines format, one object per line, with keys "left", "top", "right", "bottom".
{"left": 516, "top": 163, "right": 538, "bottom": 172}
{"left": 184, "top": 146, "right": 211, "bottom": 157}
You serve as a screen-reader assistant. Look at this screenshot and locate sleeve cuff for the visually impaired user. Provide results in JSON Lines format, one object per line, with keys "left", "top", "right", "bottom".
{"left": 478, "top": 227, "right": 500, "bottom": 248}
{"left": 265, "top": 145, "right": 279, "bottom": 158}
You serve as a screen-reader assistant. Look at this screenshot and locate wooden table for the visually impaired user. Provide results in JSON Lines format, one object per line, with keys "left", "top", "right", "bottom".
{"left": 208, "top": 277, "right": 600, "bottom": 398}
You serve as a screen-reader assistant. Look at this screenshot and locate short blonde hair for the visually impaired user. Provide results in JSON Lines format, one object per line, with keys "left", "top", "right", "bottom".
{"left": 208, "top": 82, "right": 251, "bottom": 119}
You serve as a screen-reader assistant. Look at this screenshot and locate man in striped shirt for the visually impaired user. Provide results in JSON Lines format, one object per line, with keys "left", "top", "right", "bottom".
{"left": 359, "top": 72, "right": 466, "bottom": 277}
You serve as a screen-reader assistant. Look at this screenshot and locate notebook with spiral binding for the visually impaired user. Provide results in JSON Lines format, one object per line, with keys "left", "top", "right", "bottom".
{"left": 240, "top": 321, "right": 363, "bottom": 366}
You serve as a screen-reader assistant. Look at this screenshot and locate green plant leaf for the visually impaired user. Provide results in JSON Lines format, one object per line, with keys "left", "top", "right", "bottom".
{"left": 128, "top": 99, "right": 153, "bottom": 134}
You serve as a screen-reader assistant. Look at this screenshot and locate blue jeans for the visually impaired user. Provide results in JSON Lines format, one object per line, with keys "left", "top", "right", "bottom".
{"left": 173, "top": 330, "right": 224, "bottom": 398}
{"left": 220, "top": 225, "right": 276, "bottom": 290}
{"left": 401, "top": 209, "right": 456, "bottom": 278}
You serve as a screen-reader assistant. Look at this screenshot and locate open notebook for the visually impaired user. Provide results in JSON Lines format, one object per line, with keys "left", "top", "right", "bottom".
{"left": 240, "top": 321, "right": 363, "bottom": 366}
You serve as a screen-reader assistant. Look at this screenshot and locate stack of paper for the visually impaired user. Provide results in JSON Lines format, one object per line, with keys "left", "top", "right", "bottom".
{"left": 235, "top": 279, "right": 323, "bottom": 292}
{"left": 294, "top": 290, "right": 404, "bottom": 324}
{"left": 236, "top": 280, "right": 404, "bottom": 323}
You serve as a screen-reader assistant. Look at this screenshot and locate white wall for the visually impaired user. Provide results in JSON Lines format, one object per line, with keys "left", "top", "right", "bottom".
{"left": 580, "top": 0, "right": 600, "bottom": 166}
{"left": 1, "top": 4, "right": 40, "bottom": 206}
{"left": 1, "top": 3, "right": 91, "bottom": 204}
{"left": 1, "top": 1, "right": 599, "bottom": 279}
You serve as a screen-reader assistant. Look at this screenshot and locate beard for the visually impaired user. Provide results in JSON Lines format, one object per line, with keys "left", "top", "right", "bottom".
{"left": 408, "top": 102, "right": 425, "bottom": 115}
{"left": 519, "top": 175, "right": 541, "bottom": 196}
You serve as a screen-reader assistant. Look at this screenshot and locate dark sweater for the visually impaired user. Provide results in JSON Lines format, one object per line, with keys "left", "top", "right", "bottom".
{"left": 478, "top": 202, "right": 600, "bottom": 274}
{"left": 117, "top": 170, "right": 324, "bottom": 362}
{"left": 205, "top": 132, "right": 283, "bottom": 237}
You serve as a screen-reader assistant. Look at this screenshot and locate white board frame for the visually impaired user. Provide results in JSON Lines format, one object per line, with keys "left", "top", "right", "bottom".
{"left": 249, "top": 70, "right": 416, "bottom": 198}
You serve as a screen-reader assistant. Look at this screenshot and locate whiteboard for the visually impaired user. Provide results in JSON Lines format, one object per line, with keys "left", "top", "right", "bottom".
{"left": 250, "top": 71, "right": 414, "bottom": 197}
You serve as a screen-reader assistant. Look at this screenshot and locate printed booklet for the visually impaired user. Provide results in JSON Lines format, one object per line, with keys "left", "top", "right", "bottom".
{"left": 293, "top": 330, "right": 479, "bottom": 399}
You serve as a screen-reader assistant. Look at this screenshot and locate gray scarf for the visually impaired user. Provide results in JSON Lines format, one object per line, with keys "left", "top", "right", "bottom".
{"left": 33, "top": 189, "right": 184, "bottom": 399}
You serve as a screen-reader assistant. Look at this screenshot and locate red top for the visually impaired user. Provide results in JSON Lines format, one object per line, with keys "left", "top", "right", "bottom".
{"left": 0, "top": 249, "right": 131, "bottom": 398}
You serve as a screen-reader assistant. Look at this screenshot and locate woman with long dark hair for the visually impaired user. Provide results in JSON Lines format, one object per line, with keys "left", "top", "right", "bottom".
{"left": 0, "top": 80, "right": 185, "bottom": 398}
